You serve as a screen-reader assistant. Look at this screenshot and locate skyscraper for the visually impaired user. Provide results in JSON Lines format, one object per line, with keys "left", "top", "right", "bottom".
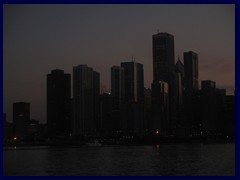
{"left": 201, "top": 80, "right": 217, "bottom": 134}
{"left": 99, "top": 93, "right": 115, "bottom": 134}
{"left": 182, "top": 51, "right": 200, "bottom": 137}
{"left": 121, "top": 61, "right": 144, "bottom": 103}
{"left": 73, "top": 65, "right": 100, "bottom": 135}
{"left": 175, "top": 59, "right": 184, "bottom": 107}
{"left": 184, "top": 51, "right": 199, "bottom": 94}
{"left": 93, "top": 71, "right": 101, "bottom": 133}
{"left": 13, "top": 102, "right": 30, "bottom": 139}
{"left": 120, "top": 61, "right": 144, "bottom": 134}
{"left": 151, "top": 81, "right": 169, "bottom": 136}
{"left": 175, "top": 72, "right": 183, "bottom": 107}
{"left": 111, "top": 66, "right": 125, "bottom": 109}
{"left": 47, "top": 69, "right": 71, "bottom": 137}
{"left": 152, "top": 32, "right": 176, "bottom": 136}
{"left": 152, "top": 32, "right": 175, "bottom": 82}
{"left": 175, "top": 59, "right": 184, "bottom": 77}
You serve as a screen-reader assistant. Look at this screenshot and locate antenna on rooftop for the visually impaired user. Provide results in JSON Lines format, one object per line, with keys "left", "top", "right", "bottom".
{"left": 157, "top": 29, "right": 159, "bottom": 33}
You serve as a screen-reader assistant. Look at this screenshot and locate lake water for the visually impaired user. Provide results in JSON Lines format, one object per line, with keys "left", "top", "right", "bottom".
{"left": 3, "top": 143, "right": 235, "bottom": 176}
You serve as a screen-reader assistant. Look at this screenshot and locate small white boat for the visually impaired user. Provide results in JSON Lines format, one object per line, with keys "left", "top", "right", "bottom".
{"left": 85, "top": 139, "right": 102, "bottom": 147}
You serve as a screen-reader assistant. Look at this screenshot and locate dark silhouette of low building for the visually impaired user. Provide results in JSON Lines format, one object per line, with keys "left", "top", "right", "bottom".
{"left": 3, "top": 113, "right": 14, "bottom": 141}
{"left": 13, "top": 102, "right": 30, "bottom": 139}
{"left": 28, "top": 119, "right": 40, "bottom": 140}
{"left": 216, "top": 89, "right": 227, "bottom": 136}
{"left": 183, "top": 90, "right": 202, "bottom": 137}
{"left": 120, "top": 102, "right": 144, "bottom": 135}
{"left": 225, "top": 95, "right": 235, "bottom": 139}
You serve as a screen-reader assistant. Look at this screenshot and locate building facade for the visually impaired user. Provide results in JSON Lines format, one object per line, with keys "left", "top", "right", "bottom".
{"left": 73, "top": 65, "right": 100, "bottom": 136}
{"left": 151, "top": 81, "right": 169, "bottom": 136}
{"left": 120, "top": 61, "right": 144, "bottom": 134}
{"left": 47, "top": 69, "right": 71, "bottom": 137}
{"left": 111, "top": 66, "right": 125, "bottom": 109}
{"left": 121, "top": 61, "right": 144, "bottom": 103}
{"left": 201, "top": 80, "right": 217, "bottom": 135}
{"left": 175, "top": 59, "right": 184, "bottom": 107}
{"left": 152, "top": 32, "right": 175, "bottom": 82}
{"left": 152, "top": 32, "right": 176, "bottom": 136}
{"left": 13, "top": 102, "right": 30, "bottom": 139}
{"left": 184, "top": 51, "right": 199, "bottom": 94}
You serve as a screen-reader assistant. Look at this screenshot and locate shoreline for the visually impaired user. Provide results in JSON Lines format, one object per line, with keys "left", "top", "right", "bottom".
{"left": 3, "top": 137, "right": 235, "bottom": 148}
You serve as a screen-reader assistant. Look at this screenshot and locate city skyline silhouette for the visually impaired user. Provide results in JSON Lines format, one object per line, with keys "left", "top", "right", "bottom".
{"left": 3, "top": 4, "right": 234, "bottom": 123}
{"left": 3, "top": 4, "right": 236, "bottom": 176}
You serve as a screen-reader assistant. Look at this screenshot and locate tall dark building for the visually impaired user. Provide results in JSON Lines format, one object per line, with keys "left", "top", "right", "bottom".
{"left": 174, "top": 59, "right": 185, "bottom": 137}
{"left": 181, "top": 51, "right": 200, "bottom": 137}
{"left": 121, "top": 61, "right": 144, "bottom": 103}
{"left": 73, "top": 65, "right": 100, "bottom": 135}
{"left": 120, "top": 61, "right": 144, "bottom": 134}
{"left": 175, "top": 59, "right": 184, "bottom": 77}
{"left": 13, "top": 102, "right": 30, "bottom": 139}
{"left": 111, "top": 66, "right": 125, "bottom": 109}
{"left": 152, "top": 32, "right": 176, "bottom": 136}
{"left": 144, "top": 88, "right": 152, "bottom": 132}
{"left": 151, "top": 81, "right": 169, "bottom": 136}
{"left": 175, "top": 59, "right": 184, "bottom": 106}
{"left": 152, "top": 32, "right": 175, "bottom": 82}
{"left": 93, "top": 71, "right": 101, "bottom": 134}
{"left": 201, "top": 80, "right": 229, "bottom": 136}
{"left": 184, "top": 51, "right": 199, "bottom": 94}
{"left": 99, "top": 93, "right": 116, "bottom": 135}
{"left": 201, "top": 80, "right": 217, "bottom": 134}
{"left": 47, "top": 69, "right": 71, "bottom": 137}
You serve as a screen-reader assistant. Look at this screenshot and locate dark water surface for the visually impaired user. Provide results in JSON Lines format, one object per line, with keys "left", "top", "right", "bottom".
{"left": 3, "top": 143, "right": 235, "bottom": 176}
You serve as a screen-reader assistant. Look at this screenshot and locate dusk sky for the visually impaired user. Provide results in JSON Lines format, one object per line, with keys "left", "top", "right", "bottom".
{"left": 3, "top": 4, "right": 235, "bottom": 123}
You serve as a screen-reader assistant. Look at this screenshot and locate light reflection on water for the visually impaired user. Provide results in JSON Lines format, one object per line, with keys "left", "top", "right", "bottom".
{"left": 4, "top": 143, "right": 235, "bottom": 176}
